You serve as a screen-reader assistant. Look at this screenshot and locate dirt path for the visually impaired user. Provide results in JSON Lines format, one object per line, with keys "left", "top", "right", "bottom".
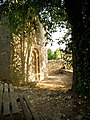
{"left": 15, "top": 71, "right": 90, "bottom": 120}
{"left": 36, "top": 70, "right": 73, "bottom": 91}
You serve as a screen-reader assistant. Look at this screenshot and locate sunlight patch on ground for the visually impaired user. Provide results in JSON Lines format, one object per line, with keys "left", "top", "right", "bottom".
{"left": 36, "top": 74, "right": 72, "bottom": 91}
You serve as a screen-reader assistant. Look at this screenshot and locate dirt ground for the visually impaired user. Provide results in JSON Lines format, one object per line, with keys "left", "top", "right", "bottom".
{"left": 15, "top": 70, "right": 90, "bottom": 120}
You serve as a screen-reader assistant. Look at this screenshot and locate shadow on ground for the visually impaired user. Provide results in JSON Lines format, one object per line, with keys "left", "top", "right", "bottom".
{"left": 15, "top": 71, "right": 90, "bottom": 120}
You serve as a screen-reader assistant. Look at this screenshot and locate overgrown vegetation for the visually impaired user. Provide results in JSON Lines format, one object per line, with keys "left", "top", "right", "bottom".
{"left": 47, "top": 48, "right": 72, "bottom": 70}
{"left": 47, "top": 48, "right": 62, "bottom": 60}
{"left": 0, "top": 0, "right": 90, "bottom": 101}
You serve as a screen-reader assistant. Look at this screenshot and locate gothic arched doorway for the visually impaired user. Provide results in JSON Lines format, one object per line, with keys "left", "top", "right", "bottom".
{"left": 31, "top": 48, "right": 40, "bottom": 81}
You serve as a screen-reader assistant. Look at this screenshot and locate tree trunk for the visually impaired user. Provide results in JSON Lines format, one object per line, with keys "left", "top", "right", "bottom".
{"left": 0, "top": 15, "right": 10, "bottom": 81}
{"left": 64, "top": 0, "right": 90, "bottom": 98}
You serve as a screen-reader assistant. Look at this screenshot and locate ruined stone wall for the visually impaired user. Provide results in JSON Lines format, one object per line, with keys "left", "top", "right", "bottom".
{"left": 48, "top": 60, "right": 64, "bottom": 76}
{"left": 10, "top": 22, "right": 48, "bottom": 84}
{"left": 0, "top": 15, "right": 48, "bottom": 84}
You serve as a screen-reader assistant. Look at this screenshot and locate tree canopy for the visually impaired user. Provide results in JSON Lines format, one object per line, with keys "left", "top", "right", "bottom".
{"left": 0, "top": 0, "right": 70, "bottom": 43}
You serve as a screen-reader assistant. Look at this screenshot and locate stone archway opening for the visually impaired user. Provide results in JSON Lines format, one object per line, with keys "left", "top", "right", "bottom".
{"left": 31, "top": 48, "right": 40, "bottom": 82}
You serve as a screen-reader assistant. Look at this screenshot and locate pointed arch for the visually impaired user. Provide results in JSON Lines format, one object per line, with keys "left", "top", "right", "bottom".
{"left": 31, "top": 48, "right": 40, "bottom": 81}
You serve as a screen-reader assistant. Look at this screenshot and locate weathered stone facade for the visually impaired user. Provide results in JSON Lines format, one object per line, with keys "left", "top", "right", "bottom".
{"left": 0, "top": 15, "right": 48, "bottom": 84}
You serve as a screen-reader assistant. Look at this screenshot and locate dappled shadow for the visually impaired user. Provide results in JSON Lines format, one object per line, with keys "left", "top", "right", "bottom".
{"left": 14, "top": 70, "right": 90, "bottom": 120}
{"left": 36, "top": 70, "right": 73, "bottom": 91}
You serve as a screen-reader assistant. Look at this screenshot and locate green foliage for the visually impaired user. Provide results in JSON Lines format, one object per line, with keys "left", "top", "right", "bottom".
{"left": 9, "top": 4, "right": 38, "bottom": 34}
{"left": 47, "top": 49, "right": 56, "bottom": 60}
{"left": 0, "top": 0, "right": 71, "bottom": 43}
{"left": 39, "top": 5, "right": 69, "bottom": 42}
{"left": 0, "top": 1, "right": 40, "bottom": 35}
{"left": 54, "top": 48, "right": 61, "bottom": 59}
{"left": 1, "top": 0, "right": 90, "bottom": 101}
{"left": 48, "top": 48, "right": 65, "bottom": 60}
